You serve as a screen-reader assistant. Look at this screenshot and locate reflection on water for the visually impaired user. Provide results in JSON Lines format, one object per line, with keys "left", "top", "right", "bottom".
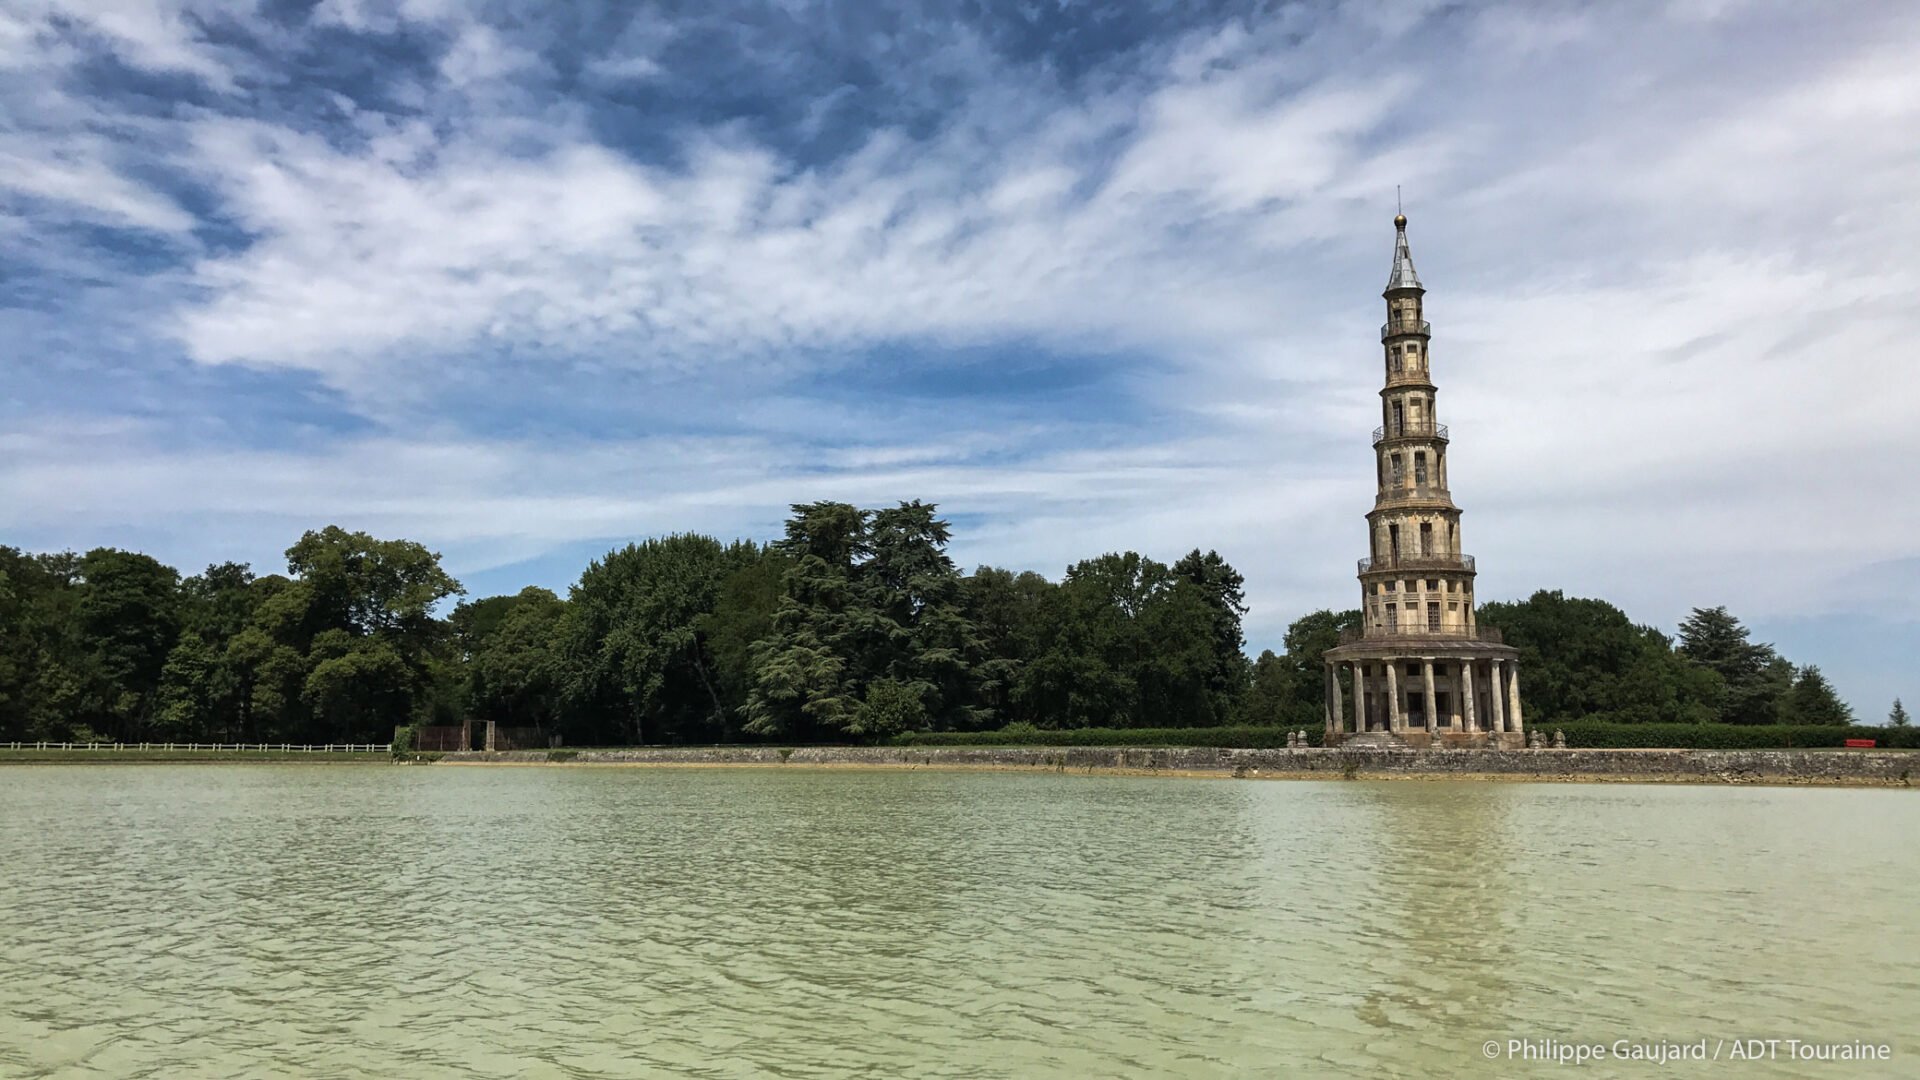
{"left": 2, "top": 767, "right": 1915, "bottom": 1078}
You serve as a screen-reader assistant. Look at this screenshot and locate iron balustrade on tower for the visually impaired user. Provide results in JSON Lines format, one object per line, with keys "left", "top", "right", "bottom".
{"left": 1372, "top": 423, "right": 1448, "bottom": 445}
{"left": 1336, "top": 625, "right": 1504, "bottom": 645}
{"left": 1357, "top": 553, "right": 1475, "bottom": 573}
{"left": 1380, "top": 319, "right": 1431, "bottom": 341}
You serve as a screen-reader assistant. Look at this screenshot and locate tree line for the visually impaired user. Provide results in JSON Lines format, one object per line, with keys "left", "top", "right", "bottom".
{"left": 0, "top": 501, "right": 1875, "bottom": 745}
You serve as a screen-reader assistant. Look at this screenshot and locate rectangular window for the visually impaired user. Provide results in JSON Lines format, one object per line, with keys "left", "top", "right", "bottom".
{"left": 1428, "top": 603, "right": 1441, "bottom": 631}
{"left": 1385, "top": 603, "right": 1398, "bottom": 630}
{"left": 1386, "top": 580, "right": 1396, "bottom": 592}
{"left": 1427, "top": 579, "right": 1439, "bottom": 591}
{"left": 1419, "top": 522, "right": 1433, "bottom": 555}
{"left": 1415, "top": 452, "right": 1428, "bottom": 484}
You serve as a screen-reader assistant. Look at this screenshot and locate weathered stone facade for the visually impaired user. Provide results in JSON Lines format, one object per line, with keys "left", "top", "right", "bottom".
{"left": 1323, "top": 214, "right": 1522, "bottom": 748}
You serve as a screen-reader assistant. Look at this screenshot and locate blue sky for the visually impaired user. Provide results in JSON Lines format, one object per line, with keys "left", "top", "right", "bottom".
{"left": 3, "top": 0, "right": 1917, "bottom": 717}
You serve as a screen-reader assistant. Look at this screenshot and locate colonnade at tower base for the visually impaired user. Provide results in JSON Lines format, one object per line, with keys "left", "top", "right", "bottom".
{"left": 1321, "top": 638, "right": 1525, "bottom": 749}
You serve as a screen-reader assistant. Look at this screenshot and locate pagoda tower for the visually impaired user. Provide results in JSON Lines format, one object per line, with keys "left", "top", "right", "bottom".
{"left": 1322, "top": 213, "right": 1524, "bottom": 748}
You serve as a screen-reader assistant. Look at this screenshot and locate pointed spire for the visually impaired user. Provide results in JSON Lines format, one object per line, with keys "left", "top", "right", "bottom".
{"left": 1385, "top": 213, "right": 1422, "bottom": 292}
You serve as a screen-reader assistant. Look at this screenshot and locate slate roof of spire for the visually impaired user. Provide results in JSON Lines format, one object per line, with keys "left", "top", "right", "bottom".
{"left": 1386, "top": 216, "right": 1422, "bottom": 291}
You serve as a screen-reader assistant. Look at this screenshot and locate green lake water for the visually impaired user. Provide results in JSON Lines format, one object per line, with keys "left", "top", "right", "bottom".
{"left": 2, "top": 765, "right": 1915, "bottom": 1078}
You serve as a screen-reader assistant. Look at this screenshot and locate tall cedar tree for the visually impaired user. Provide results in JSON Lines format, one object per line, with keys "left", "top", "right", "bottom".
{"left": 743, "top": 502, "right": 982, "bottom": 738}
{"left": 1675, "top": 606, "right": 1791, "bottom": 724}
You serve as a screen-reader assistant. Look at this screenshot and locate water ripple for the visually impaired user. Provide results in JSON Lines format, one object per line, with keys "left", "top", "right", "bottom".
{"left": 1, "top": 767, "right": 1915, "bottom": 1078}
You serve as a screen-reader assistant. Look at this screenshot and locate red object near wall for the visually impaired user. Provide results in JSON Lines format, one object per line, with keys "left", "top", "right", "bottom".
{"left": 1843, "top": 739, "right": 1876, "bottom": 748}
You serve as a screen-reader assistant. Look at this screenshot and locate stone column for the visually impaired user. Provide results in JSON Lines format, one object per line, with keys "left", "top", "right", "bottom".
{"left": 1356, "top": 665, "right": 1369, "bottom": 731}
{"left": 1488, "top": 660, "right": 1506, "bottom": 734}
{"left": 459, "top": 718, "right": 472, "bottom": 752}
{"left": 1421, "top": 660, "right": 1438, "bottom": 734}
{"left": 484, "top": 719, "right": 498, "bottom": 752}
{"left": 1448, "top": 664, "right": 1463, "bottom": 731}
{"left": 1385, "top": 661, "right": 1403, "bottom": 733}
{"left": 1462, "top": 662, "right": 1478, "bottom": 732}
{"left": 1323, "top": 664, "right": 1336, "bottom": 739}
{"left": 1332, "top": 664, "right": 1347, "bottom": 735}
{"left": 1508, "top": 664, "right": 1525, "bottom": 735}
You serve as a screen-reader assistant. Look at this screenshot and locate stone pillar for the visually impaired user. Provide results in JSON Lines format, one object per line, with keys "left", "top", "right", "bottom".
{"left": 1488, "top": 660, "right": 1506, "bottom": 734}
{"left": 1448, "top": 664, "right": 1463, "bottom": 731}
{"left": 1462, "top": 662, "right": 1478, "bottom": 732}
{"left": 484, "top": 719, "right": 498, "bottom": 752}
{"left": 1385, "top": 661, "right": 1403, "bottom": 733}
{"left": 1323, "top": 665, "right": 1336, "bottom": 739}
{"left": 1508, "top": 664, "right": 1525, "bottom": 735}
{"left": 1332, "top": 664, "right": 1347, "bottom": 735}
{"left": 460, "top": 718, "right": 472, "bottom": 752}
{"left": 1421, "top": 660, "right": 1438, "bottom": 734}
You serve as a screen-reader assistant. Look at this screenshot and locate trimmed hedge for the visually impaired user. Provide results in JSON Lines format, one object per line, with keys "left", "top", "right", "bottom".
{"left": 1552, "top": 721, "right": 1920, "bottom": 750}
{"left": 892, "top": 723, "right": 1920, "bottom": 750}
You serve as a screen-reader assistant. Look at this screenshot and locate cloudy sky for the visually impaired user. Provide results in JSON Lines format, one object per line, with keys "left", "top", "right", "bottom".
{"left": 3, "top": 0, "right": 1916, "bottom": 714}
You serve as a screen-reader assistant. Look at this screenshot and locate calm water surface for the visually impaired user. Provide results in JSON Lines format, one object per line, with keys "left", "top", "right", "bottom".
{"left": 2, "top": 765, "right": 1916, "bottom": 1078}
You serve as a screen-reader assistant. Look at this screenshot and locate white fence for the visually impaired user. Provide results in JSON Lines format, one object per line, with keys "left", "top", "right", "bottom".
{"left": 5, "top": 741, "right": 392, "bottom": 753}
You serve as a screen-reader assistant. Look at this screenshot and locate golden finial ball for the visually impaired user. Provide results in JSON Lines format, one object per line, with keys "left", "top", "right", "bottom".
{"left": 1394, "top": 213, "right": 1407, "bottom": 228}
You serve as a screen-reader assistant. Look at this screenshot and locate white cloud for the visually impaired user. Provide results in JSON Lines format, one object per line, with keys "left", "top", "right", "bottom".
{"left": 0, "top": 136, "right": 197, "bottom": 233}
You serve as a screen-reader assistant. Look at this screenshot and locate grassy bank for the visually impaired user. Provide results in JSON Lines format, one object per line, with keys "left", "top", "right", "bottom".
{"left": 0, "top": 749, "right": 393, "bottom": 764}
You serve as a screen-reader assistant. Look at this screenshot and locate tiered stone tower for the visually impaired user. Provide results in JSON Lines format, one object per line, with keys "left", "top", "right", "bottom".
{"left": 1322, "top": 214, "right": 1524, "bottom": 748}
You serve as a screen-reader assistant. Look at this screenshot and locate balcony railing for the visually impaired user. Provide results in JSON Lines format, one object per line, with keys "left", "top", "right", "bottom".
{"left": 1357, "top": 552, "right": 1475, "bottom": 573}
{"left": 1380, "top": 319, "right": 1431, "bottom": 341}
{"left": 1372, "top": 423, "right": 1448, "bottom": 445}
{"left": 1337, "top": 625, "right": 1504, "bottom": 645}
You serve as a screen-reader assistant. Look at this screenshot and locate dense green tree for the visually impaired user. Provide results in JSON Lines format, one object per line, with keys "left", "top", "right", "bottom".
{"left": 303, "top": 630, "right": 414, "bottom": 741}
{"left": 1676, "top": 606, "right": 1787, "bottom": 724}
{"left": 154, "top": 631, "right": 222, "bottom": 739}
{"left": 1481, "top": 592, "right": 1721, "bottom": 725}
{"left": 278, "top": 529, "right": 464, "bottom": 740}
{"left": 962, "top": 567, "right": 1055, "bottom": 726}
{"left": 697, "top": 552, "right": 790, "bottom": 732}
{"left": 286, "top": 527, "right": 461, "bottom": 644}
{"left": 1016, "top": 552, "right": 1220, "bottom": 729}
{"left": 560, "top": 535, "right": 761, "bottom": 745}
{"left": 1243, "top": 649, "right": 1293, "bottom": 726}
{"left": 1172, "top": 549, "right": 1252, "bottom": 720}
{"left": 744, "top": 501, "right": 985, "bottom": 738}
{"left": 1777, "top": 664, "right": 1853, "bottom": 725}
{"left": 457, "top": 587, "right": 568, "bottom": 733}
{"left": 863, "top": 502, "right": 985, "bottom": 731}
{"left": 744, "top": 502, "right": 870, "bottom": 736}
{"left": 74, "top": 549, "right": 182, "bottom": 739}
{"left": 1892, "top": 699, "right": 1911, "bottom": 728}
{"left": 150, "top": 562, "right": 265, "bottom": 740}
{"left": 0, "top": 517, "right": 1887, "bottom": 746}
{"left": 0, "top": 549, "right": 90, "bottom": 740}
{"left": 1238, "top": 608, "right": 1362, "bottom": 727}
{"left": 221, "top": 576, "right": 310, "bottom": 739}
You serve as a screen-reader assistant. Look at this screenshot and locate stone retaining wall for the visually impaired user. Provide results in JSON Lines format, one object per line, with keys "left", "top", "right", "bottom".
{"left": 430, "top": 746, "right": 1916, "bottom": 786}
